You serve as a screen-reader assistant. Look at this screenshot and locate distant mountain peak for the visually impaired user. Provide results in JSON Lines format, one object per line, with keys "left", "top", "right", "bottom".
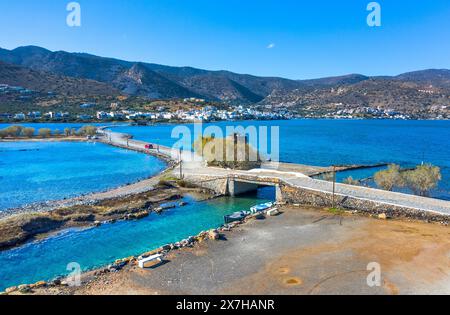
{"left": 0, "top": 45, "right": 449, "bottom": 109}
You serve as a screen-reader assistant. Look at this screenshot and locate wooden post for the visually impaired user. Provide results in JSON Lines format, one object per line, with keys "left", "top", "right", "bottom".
{"left": 179, "top": 148, "right": 183, "bottom": 179}
{"left": 332, "top": 165, "right": 336, "bottom": 209}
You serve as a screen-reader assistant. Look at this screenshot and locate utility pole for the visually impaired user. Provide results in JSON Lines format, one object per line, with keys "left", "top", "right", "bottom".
{"left": 332, "top": 165, "right": 336, "bottom": 209}
{"left": 179, "top": 148, "right": 183, "bottom": 179}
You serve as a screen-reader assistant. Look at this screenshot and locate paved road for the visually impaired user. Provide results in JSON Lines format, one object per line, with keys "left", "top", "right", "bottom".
{"left": 101, "top": 129, "right": 450, "bottom": 217}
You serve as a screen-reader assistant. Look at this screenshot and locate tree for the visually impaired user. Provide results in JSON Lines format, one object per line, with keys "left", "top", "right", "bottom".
{"left": 64, "top": 128, "right": 71, "bottom": 137}
{"left": 38, "top": 128, "right": 52, "bottom": 138}
{"left": 53, "top": 129, "right": 60, "bottom": 136}
{"left": 22, "top": 127, "right": 35, "bottom": 138}
{"left": 320, "top": 172, "right": 334, "bottom": 182}
{"left": 402, "top": 164, "right": 442, "bottom": 197}
{"left": 374, "top": 164, "right": 403, "bottom": 191}
{"left": 193, "top": 134, "right": 261, "bottom": 170}
{"left": 0, "top": 129, "right": 7, "bottom": 139}
{"left": 4, "top": 125, "right": 23, "bottom": 137}
{"left": 343, "top": 176, "right": 360, "bottom": 186}
{"left": 78, "top": 125, "right": 97, "bottom": 136}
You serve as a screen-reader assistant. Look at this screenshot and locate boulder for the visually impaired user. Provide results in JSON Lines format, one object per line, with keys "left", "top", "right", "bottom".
{"left": 254, "top": 213, "right": 265, "bottom": 220}
{"left": 267, "top": 208, "right": 280, "bottom": 216}
{"left": 5, "top": 286, "right": 17, "bottom": 294}
{"left": 18, "top": 284, "right": 32, "bottom": 293}
{"left": 161, "top": 244, "right": 171, "bottom": 251}
{"left": 154, "top": 207, "right": 163, "bottom": 214}
{"left": 378, "top": 213, "right": 388, "bottom": 220}
{"left": 51, "top": 278, "right": 62, "bottom": 286}
{"left": 132, "top": 211, "right": 149, "bottom": 219}
{"left": 208, "top": 230, "right": 220, "bottom": 240}
{"left": 32, "top": 281, "right": 47, "bottom": 288}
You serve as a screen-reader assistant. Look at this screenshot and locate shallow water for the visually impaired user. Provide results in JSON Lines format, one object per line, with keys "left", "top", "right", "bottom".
{"left": 0, "top": 188, "right": 274, "bottom": 291}
{"left": 0, "top": 141, "right": 166, "bottom": 211}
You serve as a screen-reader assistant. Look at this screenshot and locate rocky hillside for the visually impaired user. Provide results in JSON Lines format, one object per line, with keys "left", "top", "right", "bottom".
{"left": 0, "top": 61, "right": 119, "bottom": 96}
{"left": 0, "top": 46, "right": 305, "bottom": 103}
{"left": 263, "top": 71, "right": 450, "bottom": 118}
{"left": 0, "top": 46, "right": 449, "bottom": 118}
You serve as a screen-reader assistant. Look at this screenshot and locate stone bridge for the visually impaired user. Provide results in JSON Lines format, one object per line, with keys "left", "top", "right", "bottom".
{"left": 99, "top": 128, "right": 450, "bottom": 223}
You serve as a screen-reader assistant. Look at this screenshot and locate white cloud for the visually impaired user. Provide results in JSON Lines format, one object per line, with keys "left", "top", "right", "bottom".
{"left": 267, "top": 43, "right": 275, "bottom": 49}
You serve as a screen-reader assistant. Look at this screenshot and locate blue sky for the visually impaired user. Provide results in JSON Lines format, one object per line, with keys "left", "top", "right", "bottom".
{"left": 0, "top": 0, "right": 450, "bottom": 79}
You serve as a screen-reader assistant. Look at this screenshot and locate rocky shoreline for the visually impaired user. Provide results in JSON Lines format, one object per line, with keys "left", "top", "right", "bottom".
{"left": 0, "top": 170, "right": 168, "bottom": 220}
{"left": 1, "top": 201, "right": 278, "bottom": 295}
{"left": 0, "top": 175, "right": 217, "bottom": 251}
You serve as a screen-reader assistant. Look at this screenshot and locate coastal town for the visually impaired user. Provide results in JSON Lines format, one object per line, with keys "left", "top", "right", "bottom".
{"left": 1, "top": 84, "right": 441, "bottom": 123}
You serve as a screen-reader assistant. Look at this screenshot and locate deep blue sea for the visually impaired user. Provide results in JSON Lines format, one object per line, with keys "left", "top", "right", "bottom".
{"left": 111, "top": 120, "right": 450, "bottom": 200}
{"left": 0, "top": 141, "right": 166, "bottom": 211}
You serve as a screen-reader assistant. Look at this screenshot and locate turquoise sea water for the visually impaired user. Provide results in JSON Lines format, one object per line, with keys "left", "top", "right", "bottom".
{"left": 0, "top": 141, "right": 166, "bottom": 211}
{"left": 0, "top": 119, "right": 448, "bottom": 290}
{"left": 0, "top": 189, "right": 273, "bottom": 291}
{"left": 111, "top": 120, "right": 450, "bottom": 200}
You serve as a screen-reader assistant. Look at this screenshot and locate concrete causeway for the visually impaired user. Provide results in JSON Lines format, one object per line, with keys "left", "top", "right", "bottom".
{"left": 100, "top": 128, "right": 450, "bottom": 220}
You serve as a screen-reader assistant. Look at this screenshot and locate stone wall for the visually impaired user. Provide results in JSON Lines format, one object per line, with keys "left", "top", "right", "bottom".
{"left": 184, "top": 174, "right": 448, "bottom": 223}
{"left": 184, "top": 175, "right": 229, "bottom": 195}
{"left": 280, "top": 184, "right": 449, "bottom": 223}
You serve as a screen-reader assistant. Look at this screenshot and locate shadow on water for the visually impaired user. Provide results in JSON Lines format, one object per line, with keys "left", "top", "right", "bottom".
{"left": 237, "top": 186, "right": 276, "bottom": 201}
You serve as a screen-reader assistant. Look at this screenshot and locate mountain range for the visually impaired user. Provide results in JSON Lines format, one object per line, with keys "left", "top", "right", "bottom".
{"left": 0, "top": 46, "right": 449, "bottom": 117}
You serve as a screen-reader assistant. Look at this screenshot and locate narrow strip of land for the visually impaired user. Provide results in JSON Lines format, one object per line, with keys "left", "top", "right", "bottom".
{"left": 101, "top": 128, "right": 450, "bottom": 218}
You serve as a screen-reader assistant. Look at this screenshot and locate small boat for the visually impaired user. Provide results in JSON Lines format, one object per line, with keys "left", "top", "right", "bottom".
{"left": 250, "top": 202, "right": 274, "bottom": 214}
{"left": 224, "top": 211, "right": 247, "bottom": 224}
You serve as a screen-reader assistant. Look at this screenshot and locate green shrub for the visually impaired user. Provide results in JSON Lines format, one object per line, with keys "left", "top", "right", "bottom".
{"left": 402, "top": 164, "right": 441, "bottom": 197}
{"left": 157, "top": 179, "right": 175, "bottom": 188}
{"left": 38, "top": 128, "right": 52, "bottom": 138}
{"left": 77, "top": 125, "right": 97, "bottom": 136}
{"left": 320, "top": 172, "right": 334, "bottom": 182}
{"left": 193, "top": 135, "right": 261, "bottom": 170}
{"left": 3, "top": 125, "right": 23, "bottom": 137}
{"left": 22, "top": 127, "right": 35, "bottom": 138}
{"left": 176, "top": 179, "right": 197, "bottom": 188}
{"left": 374, "top": 164, "right": 403, "bottom": 191}
{"left": 343, "top": 176, "right": 360, "bottom": 186}
{"left": 0, "top": 129, "right": 8, "bottom": 139}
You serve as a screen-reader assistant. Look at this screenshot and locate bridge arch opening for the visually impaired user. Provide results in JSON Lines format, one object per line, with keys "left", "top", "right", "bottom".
{"left": 227, "top": 179, "right": 280, "bottom": 202}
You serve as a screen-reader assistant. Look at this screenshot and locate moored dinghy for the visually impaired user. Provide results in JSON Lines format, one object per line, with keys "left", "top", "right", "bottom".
{"left": 250, "top": 202, "right": 274, "bottom": 214}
